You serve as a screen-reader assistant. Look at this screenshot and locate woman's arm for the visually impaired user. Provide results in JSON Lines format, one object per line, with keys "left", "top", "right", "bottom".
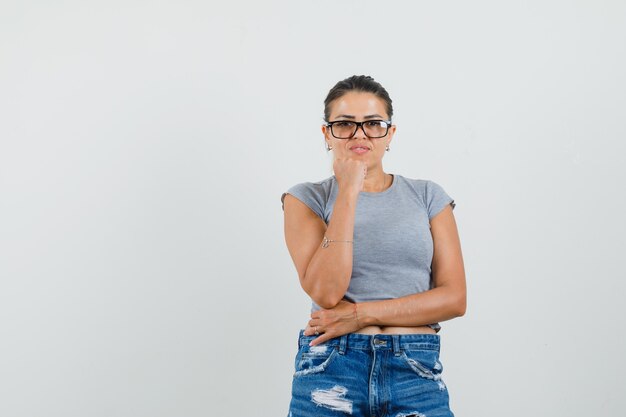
{"left": 305, "top": 204, "right": 465, "bottom": 345}
{"left": 283, "top": 187, "right": 360, "bottom": 309}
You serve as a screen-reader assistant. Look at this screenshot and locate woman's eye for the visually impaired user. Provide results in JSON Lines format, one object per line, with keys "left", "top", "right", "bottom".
{"left": 366, "top": 121, "right": 382, "bottom": 127}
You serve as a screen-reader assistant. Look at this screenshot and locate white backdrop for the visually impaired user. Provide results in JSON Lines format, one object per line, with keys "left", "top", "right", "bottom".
{"left": 1, "top": 1, "right": 625, "bottom": 416}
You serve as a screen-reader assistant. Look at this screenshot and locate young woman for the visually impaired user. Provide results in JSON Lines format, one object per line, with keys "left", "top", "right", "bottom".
{"left": 281, "top": 75, "right": 466, "bottom": 417}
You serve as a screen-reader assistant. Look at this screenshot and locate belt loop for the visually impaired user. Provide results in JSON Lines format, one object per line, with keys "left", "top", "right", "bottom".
{"left": 392, "top": 334, "right": 400, "bottom": 356}
{"left": 339, "top": 334, "right": 348, "bottom": 355}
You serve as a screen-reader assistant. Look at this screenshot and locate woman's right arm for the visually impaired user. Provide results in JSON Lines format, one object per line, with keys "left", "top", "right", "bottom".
{"left": 283, "top": 159, "right": 365, "bottom": 308}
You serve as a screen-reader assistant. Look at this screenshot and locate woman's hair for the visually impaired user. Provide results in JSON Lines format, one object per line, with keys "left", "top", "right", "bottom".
{"left": 323, "top": 75, "right": 393, "bottom": 122}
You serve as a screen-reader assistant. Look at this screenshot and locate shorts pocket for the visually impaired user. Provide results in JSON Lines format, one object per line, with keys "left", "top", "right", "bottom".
{"left": 400, "top": 348, "right": 446, "bottom": 389}
{"left": 293, "top": 344, "right": 339, "bottom": 378}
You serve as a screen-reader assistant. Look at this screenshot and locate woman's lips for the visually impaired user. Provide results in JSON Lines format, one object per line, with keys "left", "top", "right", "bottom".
{"left": 351, "top": 147, "right": 369, "bottom": 155}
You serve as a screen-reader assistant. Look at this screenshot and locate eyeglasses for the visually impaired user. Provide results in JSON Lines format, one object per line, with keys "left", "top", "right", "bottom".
{"left": 325, "top": 120, "right": 392, "bottom": 139}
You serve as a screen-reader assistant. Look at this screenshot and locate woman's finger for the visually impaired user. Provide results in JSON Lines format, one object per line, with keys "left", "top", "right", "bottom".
{"left": 304, "top": 325, "right": 318, "bottom": 336}
{"left": 309, "top": 331, "right": 333, "bottom": 347}
{"left": 304, "top": 324, "right": 323, "bottom": 336}
{"left": 307, "top": 318, "right": 322, "bottom": 328}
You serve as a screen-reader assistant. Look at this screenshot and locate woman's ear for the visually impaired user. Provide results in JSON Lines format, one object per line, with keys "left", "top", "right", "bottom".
{"left": 321, "top": 124, "right": 333, "bottom": 142}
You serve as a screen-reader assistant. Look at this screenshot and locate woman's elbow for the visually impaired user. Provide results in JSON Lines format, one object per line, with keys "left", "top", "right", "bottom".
{"left": 309, "top": 289, "right": 344, "bottom": 309}
{"left": 315, "top": 297, "right": 341, "bottom": 309}
{"left": 454, "top": 291, "right": 467, "bottom": 317}
{"left": 305, "top": 283, "right": 345, "bottom": 309}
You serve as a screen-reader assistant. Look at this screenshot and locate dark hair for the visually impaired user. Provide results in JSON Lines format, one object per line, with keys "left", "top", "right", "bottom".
{"left": 323, "top": 75, "right": 393, "bottom": 122}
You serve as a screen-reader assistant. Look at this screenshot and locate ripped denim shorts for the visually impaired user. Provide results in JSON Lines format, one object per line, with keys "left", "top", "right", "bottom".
{"left": 287, "top": 329, "right": 454, "bottom": 417}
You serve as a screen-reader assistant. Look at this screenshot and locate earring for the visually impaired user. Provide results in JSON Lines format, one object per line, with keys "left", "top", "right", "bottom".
{"left": 386, "top": 145, "right": 390, "bottom": 152}
{"left": 326, "top": 144, "right": 333, "bottom": 151}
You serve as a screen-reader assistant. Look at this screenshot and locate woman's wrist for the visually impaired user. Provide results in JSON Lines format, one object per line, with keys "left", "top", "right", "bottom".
{"left": 355, "top": 302, "right": 375, "bottom": 327}
{"left": 337, "top": 187, "right": 360, "bottom": 201}
{"left": 353, "top": 303, "right": 362, "bottom": 329}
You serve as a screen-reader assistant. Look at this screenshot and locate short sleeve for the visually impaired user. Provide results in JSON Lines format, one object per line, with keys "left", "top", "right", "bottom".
{"left": 280, "top": 183, "right": 326, "bottom": 221}
{"left": 425, "top": 180, "right": 456, "bottom": 220}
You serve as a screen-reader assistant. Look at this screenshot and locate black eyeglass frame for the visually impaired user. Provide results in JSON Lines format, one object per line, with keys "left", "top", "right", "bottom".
{"left": 325, "top": 120, "right": 393, "bottom": 139}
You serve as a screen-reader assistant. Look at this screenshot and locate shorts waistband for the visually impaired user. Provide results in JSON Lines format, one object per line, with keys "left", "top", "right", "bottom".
{"left": 297, "top": 329, "right": 440, "bottom": 354}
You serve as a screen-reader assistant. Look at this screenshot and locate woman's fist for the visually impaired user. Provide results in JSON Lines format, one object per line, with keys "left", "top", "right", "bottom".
{"left": 333, "top": 157, "right": 367, "bottom": 193}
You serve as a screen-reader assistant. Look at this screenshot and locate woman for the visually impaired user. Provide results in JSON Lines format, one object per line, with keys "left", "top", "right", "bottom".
{"left": 281, "top": 75, "right": 466, "bottom": 417}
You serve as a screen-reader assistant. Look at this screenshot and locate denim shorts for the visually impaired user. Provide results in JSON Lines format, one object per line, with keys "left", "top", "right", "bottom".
{"left": 287, "top": 329, "right": 454, "bottom": 417}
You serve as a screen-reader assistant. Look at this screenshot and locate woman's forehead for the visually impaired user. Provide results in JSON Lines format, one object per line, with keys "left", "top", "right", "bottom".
{"left": 329, "top": 91, "right": 387, "bottom": 119}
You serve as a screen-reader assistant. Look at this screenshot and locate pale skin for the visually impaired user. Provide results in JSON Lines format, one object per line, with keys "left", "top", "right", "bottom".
{"left": 282, "top": 91, "right": 466, "bottom": 346}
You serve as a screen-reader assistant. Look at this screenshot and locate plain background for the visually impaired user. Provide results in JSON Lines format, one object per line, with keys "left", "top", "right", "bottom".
{"left": 1, "top": 1, "right": 625, "bottom": 416}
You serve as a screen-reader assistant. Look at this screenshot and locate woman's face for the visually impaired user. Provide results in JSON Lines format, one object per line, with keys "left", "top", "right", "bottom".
{"left": 322, "top": 91, "right": 395, "bottom": 167}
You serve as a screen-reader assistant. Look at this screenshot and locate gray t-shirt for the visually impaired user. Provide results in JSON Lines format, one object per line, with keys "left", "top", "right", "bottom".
{"left": 281, "top": 173, "right": 456, "bottom": 332}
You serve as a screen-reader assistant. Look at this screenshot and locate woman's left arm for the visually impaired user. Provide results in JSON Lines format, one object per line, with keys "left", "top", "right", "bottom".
{"left": 306, "top": 205, "right": 465, "bottom": 345}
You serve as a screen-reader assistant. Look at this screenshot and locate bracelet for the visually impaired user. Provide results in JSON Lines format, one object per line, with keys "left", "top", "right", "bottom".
{"left": 353, "top": 303, "right": 362, "bottom": 328}
{"left": 321, "top": 236, "right": 354, "bottom": 248}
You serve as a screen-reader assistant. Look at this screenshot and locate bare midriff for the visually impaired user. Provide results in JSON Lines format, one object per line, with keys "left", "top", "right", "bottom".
{"left": 354, "top": 325, "right": 437, "bottom": 335}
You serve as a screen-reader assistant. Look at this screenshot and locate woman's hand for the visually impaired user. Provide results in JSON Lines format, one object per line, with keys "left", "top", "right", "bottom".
{"left": 304, "top": 299, "right": 361, "bottom": 346}
{"left": 333, "top": 157, "right": 366, "bottom": 194}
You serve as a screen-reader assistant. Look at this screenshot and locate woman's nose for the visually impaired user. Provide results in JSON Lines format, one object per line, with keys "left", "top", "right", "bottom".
{"left": 352, "top": 124, "right": 368, "bottom": 139}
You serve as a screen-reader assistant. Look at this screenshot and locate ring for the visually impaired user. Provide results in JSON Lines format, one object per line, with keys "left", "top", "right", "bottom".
{"left": 315, "top": 326, "right": 319, "bottom": 336}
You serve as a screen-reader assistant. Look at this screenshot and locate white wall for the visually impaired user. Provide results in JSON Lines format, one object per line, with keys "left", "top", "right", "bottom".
{"left": 1, "top": 1, "right": 625, "bottom": 416}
